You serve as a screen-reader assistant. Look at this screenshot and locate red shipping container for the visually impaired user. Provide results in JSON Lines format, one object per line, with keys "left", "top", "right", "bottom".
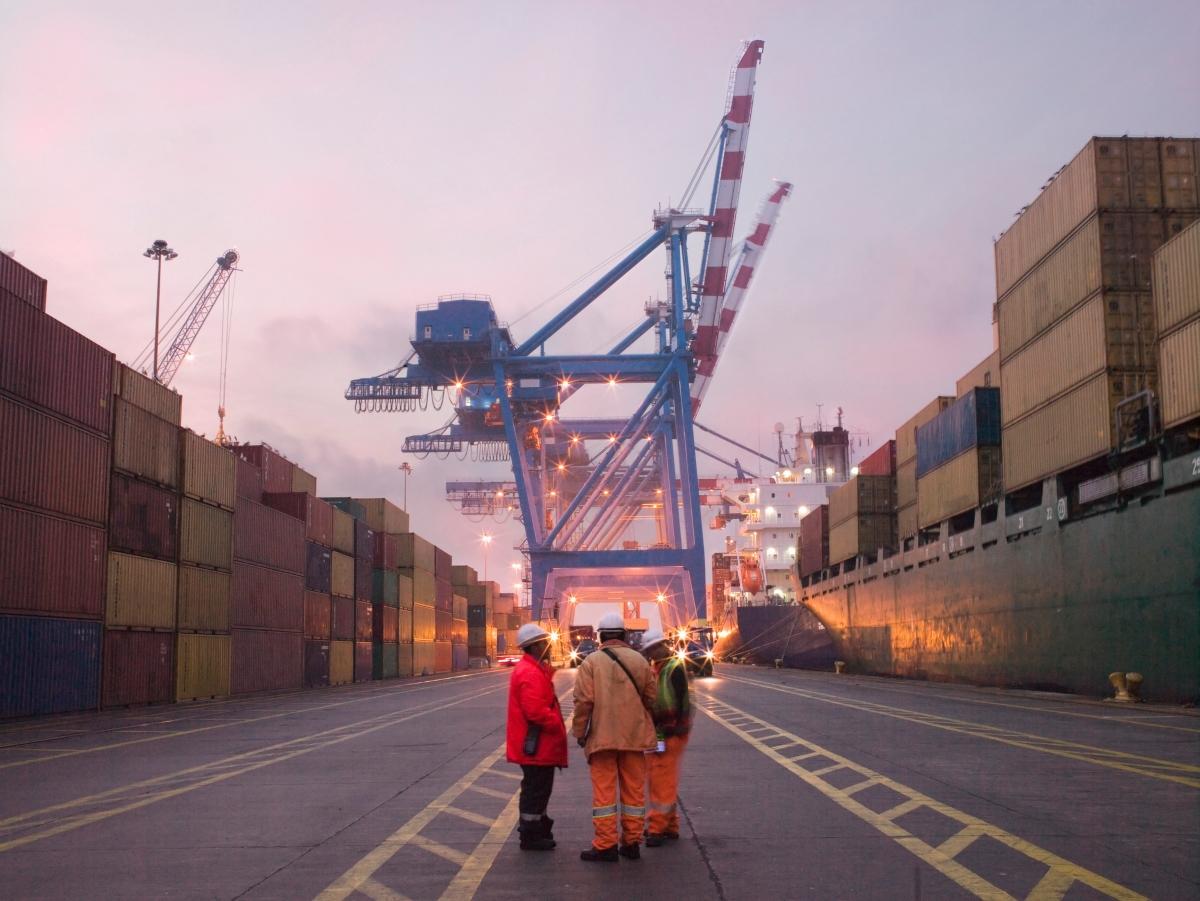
{"left": 263, "top": 492, "right": 334, "bottom": 547}
{"left": 235, "top": 456, "right": 262, "bottom": 501}
{"left": 354, "top": 520, "right": 373, "bottom": 602}
{"left": 234, "top": 497, "right": 305, "bottom": 573}
{"left": 0, "top": 394, "right": 109, "bottom": 524}
{"left": 231, "top": 562, "right": 304, "bottom": 632}
{"left": 231, "top": 444, "right": 294, "bottom": 494}
{"left": 373, "top": 531, "right": 400, "bottom": 569}
{"left": 435, "top": 608, "right": 452, "bottom": 641}
{"left": 354, "top": 640, "right": 373, "bottom": 682}
{"left": 304, "top": 591, "right": 331, "bottom": 639}
{"left": 102, "top": 629, "right": 173, "bottom": 707}
{"left": 451, "top": 617, "right": 468, "bottom": 644}
{"left": 0, "top": 292, "right": 113, "bottom": 433}
{"left": 858, "top": 439, "right": 897, "bottom": 477}
{"left": 434, "top": 640, "right": 452, "bottom": 674}
{"left": 0, "top": 502, "right": 105, "bottom": 619}
{"left": 231, "top": 628, "right": 302, "bottom": 695}
{"left": 375, "top": 604, "right": 399, "bottom": 643}
{"left": 355, "top": 600, "right": 373, "bottom": 642}
{"left": 435, "top": 578, "right": 453, "bottom": 612}
{"left": 799, "top": 505, "right": 830, "bottom": 578}
{"left": 109, "top": 473, "right": 178, "bottom": 560}
{"left": 433, "top": 546, "right": 452, "bottom": 581}
{"left": 0, "top": 253, "right": 48, "bottom": 311}
{"left": 331, "top": 595, "right": 354, "bottom": 640}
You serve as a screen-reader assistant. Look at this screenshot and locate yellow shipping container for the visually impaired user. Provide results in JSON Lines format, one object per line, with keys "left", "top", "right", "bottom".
{"left": 404, "top": 567, "right": 436, "bottom": 605}
{"left": 956, "top": 350, "right": 1000, "bottom": 398}
{"left": 112, "top": 399, "right": 179, "bottom": 488}
{"left": 356, "top": 498, "right": 410, "bottom": 535}
{"left": 398, "top": 606, "right": 413, "bottom": 643}
{"left": 116, "top": 362, "right": 182, "bottom": 425}
{"left": 331, "top": 551, "right": 354, "bottom": 598}
{"left": 332, "top": 508, "right": 355, "bottom": 554}
{"left": 413, "top": 603, "right": 436, "bottom": 642}
{"left": 292, "top": 464, "right": 317, "bottom": 496}
{"left": 1153, "top": 218, "right": 1200, "bottom": 337}
{"left": 106, "top": 552, "right": 176, "bottom": 629}
{"left": 180, "top": 430, "right": 236, "bottom": 510}
{"left": 895, "top": 397, "right": 954, "bottom": 464}
{"left": 897, "top": 502, "right": 918, "bottom": 541}
{"left": 896, "top": 458, "right": 918, "bottom": 509}
{"left": 397, "top": 534, "right": 436, "bottom": 571}
{"left": 397, "top": 573, "right": 414, "bottom": 609}
{"left": 828, "top": 475, "right": 894, "bottom": 527}
{"left": 1159, "top": 316, "right": 1200, "bottom": 429}
{"left": 329, "top": 640, "right": 353, "bottom": 685}
{"left": 179, "top": 498, "right": 233, "bottom": 571}
{"left": 828, "top": 514, "right": 896, "bottom": 565}
{"left": 916, "top": 446, "right": 1002, "bottom": 529}
{"left": 412, "top": 640, "right": 436, "bottom": 676}
{"left": 175, "top": 633, "right": 230, "bottom": 700}
{"left": 177, "top": 564, "right": 230, "bottom": 632}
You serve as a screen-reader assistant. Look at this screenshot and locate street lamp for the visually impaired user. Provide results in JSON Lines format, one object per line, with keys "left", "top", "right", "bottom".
{"left": 480, "top": 532, "right": 492, "bottom": 581}
{"left": 398, "top": 462, "right": 413, "bottom": 509}
{"left": 143, "top": 239, "right": 178, "bottom": 382}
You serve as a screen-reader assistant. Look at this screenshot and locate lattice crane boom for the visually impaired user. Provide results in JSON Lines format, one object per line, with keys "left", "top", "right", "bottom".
{"left": 157, "top": 249, "right": 240, "bottom": 387}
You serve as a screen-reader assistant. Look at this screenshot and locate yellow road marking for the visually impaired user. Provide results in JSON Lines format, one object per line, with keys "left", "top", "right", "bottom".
{"left": 439, "top": 789, "right": 521, "bottom": 901}
{"left": 411, "top": 834, "right": 470, "bottom": 866}
{"left": 698, "top": 694, "right": 1147, "bottom": 901}
{"left": 443, "top": 805, "right": 496, "bottom": 828}
{"left": 467, "top": 784, "right": 512, "bottom": 801}
{"left": 359, "top": 876, "right": 411, "bottom": 901}
{"left": 488, "top": 769, "right": 522, "bottom": 781}
{"left": 723, "top": 673, "right": 1200, "bottom": 788}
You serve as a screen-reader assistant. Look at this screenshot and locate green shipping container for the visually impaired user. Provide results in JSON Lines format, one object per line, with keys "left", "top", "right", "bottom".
{"left": 373, "top": 642, "right": 399, "bottom": 679}
{"left": 372, "top": 570, "right": 399, "bottom": 606}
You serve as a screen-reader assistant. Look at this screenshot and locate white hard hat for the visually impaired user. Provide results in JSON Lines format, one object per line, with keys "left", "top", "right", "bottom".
{"left": 516, "top": 623, "right": 550, "bottom": 648}
{"left": 596, "top": 612, "right": 625, "bottom": 632}
{"left": 641, "top": 628, "right": 668, "bottom": 650}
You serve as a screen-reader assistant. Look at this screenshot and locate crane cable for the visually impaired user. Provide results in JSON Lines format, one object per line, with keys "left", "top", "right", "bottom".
{"left": 130, "top": 262, "right": 216, "bottom": 374}
{"left": 217, "top": 270, "right": 236, "bottom": 427}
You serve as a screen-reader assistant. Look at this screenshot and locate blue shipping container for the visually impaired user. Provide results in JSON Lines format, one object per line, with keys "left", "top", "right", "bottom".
{"left": 916, "top": 387, "right": 1001, "bottom": 477}
{"left": 1, "top": 615, "right": 101, "bottom": 718}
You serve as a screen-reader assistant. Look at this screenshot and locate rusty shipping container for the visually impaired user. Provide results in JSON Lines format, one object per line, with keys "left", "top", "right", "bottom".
{"left": 433, "top": 546, "right": 452, "bottom": 581}
{"left": 105, "top": 552, "right": 176, "bottom": 629}
{"left": 1153, "top": 217, "right": 1200, "bottom": 337}
{"left": 233, "top": 497, "right": 305, "bottom": 573}
{"left": 304, "top": 590, "right": 331, "bottom": 639}
{"left": 331, "top": 551, "right": 354, "bottom": 598}
{"left": 413, "top": 603, "right": 436, "bottom": 643}
{"left": 895, "top": 396, "right": 955, "bottom": 465}
{"left": 828, "top": 514, "right": 897, "bottom": 565}
{"left": 0, "top": 252, "right": 48, "bottom": 310}
{"left": 356, "top": 497, "right": 410, "bottom": 535}
{"left": 174, "top": 633, "right": 230, "bottom": 701}
{"left": 355, "top": 641, "right": 373, "bottom": 682}
{"left": 857, "top": 440, "right": 896, "bottom": 477}
{"left": 397, "top": 534, "right": 436, "bottom": 571}
{"left": 332, "top": 508, "right": 355, "bottom": 555}
{"left": 829, "top": 475, "right": 895, "bottom": 526}
{"left": 916, "top": 446, "right": 1003, "bottom": 528}
{"left": 306, "top": 542, "right": 332, "bottom": 593}
{"left": 102, "top": 629, "right": 173, "bottom": 707}
{"left": 112, "top": 398, "right": 179, "bottom": 489}
{"left": 331, "top": 595, "right": 355, "bottom": 641}
{"left": 452, "top": 644, "right": 468, "bottom": 672}
{"left": 235, "top": 456, "right": 262, "bottom": 502}
{"left": 231, "top": 629, "right": 302, "bottom": 694}
{"left": 330, "top": 640, "right": 353, "bottom": 685}
{"left": 180, "top": 430, "right": 236, "bottom": 510}
{"left": 0, "top": 394, "right": 109, "bottom": 524}
{"left": 115, "top": 363, "right": 181, "bottom": 425}
{"left": 956, "top": 350, "right": 1000, "bottom": 398}
{"left": 178, "top": 565, "right": 231, "bottom": 633}
{"left": 376, "top": 604, "right": 400, "bottom": 643}
{"left": 291, "top": 464, "right": 318, "bottom": 496}
{"left": 451, "top": 565, "right": 478, "bottom": 586}
{"left": 179, "top": 498, "right": 233, "bottom": 571}
{"left": 434, "top": 640, "right": 452, "bottom": 674}
{"left": 374, "top": 642, "right": 399, "bottom": 680}
{"left": 109, "top": 473, "right": 178, "bottom": 560}
{"left": 798, "top": 505, "right": 829, "bottom": 578}
{"left": 355, "top": 600, "right": 373, "bottom": 642}
{"left": 231, "top": 444, "right": 294, "bottom": 494}
{"left": 0, "top": 502, "right": 105, "bottom": 619}
{"left": 1, "top": 614, "right": 101, "bottom": 718}
{"left": 1158, "top": 316, "right": 1200, "bottom": 429}
{"left": 263, "top": 491, "right": 334, "bottom": 547}
{"left": 231, "top": 562, "right": 304, "bottom": 632}
{"left": 304, "top": 640, "right": 330, "bottom": 688}
{"left": 0, "top": 293, "right": 112, "bottom": 432}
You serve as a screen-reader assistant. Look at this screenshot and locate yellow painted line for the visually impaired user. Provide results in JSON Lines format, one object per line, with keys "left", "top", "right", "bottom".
{"left": 439, "top": 786, "right": 521, "bottom": 901}
{"left": 443, "top": 805, "right": 497, "bottom": 828}
{"left": 467, "top": 784, "right": 512, "bottom": 801}
{"left": 487, "top": 769, "right": 522, "bottom": 781}
{"left": 411, "top": 834, "right": 470, "bottom": 866}
{"left": 723, "top": 673, "right": 1200, "bottom": 789}
{"left": 0, "top": 684, "right": 504, "bottom": 852}
{"left": 698, "top": 695, "right": 1147, "bottom": 901}
{"left": 359, "top": 876, "right": 411, "bottom": 901}
{"left": 879, "top": 798, "right": 923, "bottom": 821}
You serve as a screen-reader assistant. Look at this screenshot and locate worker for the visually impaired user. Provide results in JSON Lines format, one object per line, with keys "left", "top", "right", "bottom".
{"left": 571, "top": 612, "right": 657, "bottom": 862}
{"left": 639, "top": 628, "right": 692, "bottom": 846}
{"left": 506, "top": 622, "right": 567, "bottom": 851}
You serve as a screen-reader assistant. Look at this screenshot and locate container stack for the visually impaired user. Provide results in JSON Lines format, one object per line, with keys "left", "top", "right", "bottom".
{"left": 827, "top": 475, "right": 896, "bottom": 566}
{"left": 895, "top": 397, "right": 954, "bottom": 542}
{"left": 451, "top": 591, "right": 469, "bottom": 671}
{"left": 492, "top": 588, "right": 519, "bottom": 654}
{"left": 229, "top": 449, "right": 305, "bottom": 696}
{"left": 798, "top": 505, "right": 830, "bottom": 580}
{"left": 400, "top": 533, "right": 438, "bottom": 675}
{"left": 915, "top": 388, "right": 1002, "bottom": 528}
{"left": 956, "top": 351, "right": 1000, "bottom": 398}
{"left": 1, "top": 288, "right": 111, "bottom": 717}
{"left": 433, "top": 545, "right": 453, "bottom": 674}
{"left": 1152, "top": 218, "right": 1200, "bottom": 431}
{"left": 995, "top": 137, "right": 1200, "bottom": 491}
{"left": 353, "top": 499, "right": 412, "bottom": 679}
{"left": 325, "top": 498, "right": 376, "bottom": 684}
{"left": 462, "top": 569, "right": 497, "bottom": 663}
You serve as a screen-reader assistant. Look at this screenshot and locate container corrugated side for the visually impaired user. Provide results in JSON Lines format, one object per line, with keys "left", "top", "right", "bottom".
{"left": 433, "top": 547, "right": 452, "bottom": 581}
{"left": 373, "top": 532, "right": 400, "bottom": 569}
{"left": 112, "top": 399, "right": 178, "bottom": 488}
{"left": 451, "top": 617, "right": 468, "bottom": 644}
{"left": 354, "top": 547, "right": 372, "bottom": 604}
{"left": 354, "top": 640, "right": 373, "bottom": 682}
{"left": 233, "top": 497, "right": 305, "bottom": 573}
{"left": 0, "top": 253, "right": 48, "bottom": 310}
{"left": 332, "top": 509, "right": 355, "bottom": 555}
{"left": 0, "top": 615, "right": 101, "bottom": 718}
{"left": 435, "top": 608, "right": 452, "bottom": 641}
{"left": 178, "top": 565, "right": 231, "bottom": 633}
{"left": 895, "top": 396, "right": 954, "bottom": 464}
{"left": 102, "top": 629, "right": 173, "bottom": 707}
{"left": 374, "top": 642, "right": 399, "bottom": 680}
{"left": 180, "top": 430, "right": 236, "bottom": 510}
{"left": 916, "top": 446, "right": 1002, "bottom": 528}
{"left": 105, "top": 552, "right": 176, "bottom": 629}
{"left": 304, "top": 640, "right": 330, "bottom": 687}
{"left": 372, "top": 569, "right": 399, "bottom": 606}
{"left": 413, "top": 640, "right": 436, "bottom": 676}
{"left": 116, "top": 363, "right": 181, "bottom": 425}
{"left": 452, "top": 593, "right": 468, "bottom": 620}
{"left": 398, "top": 606, "right": 413, "bottom": 643}
{"left": 858, "top": 440, "right": 896, "bottom": 476}
{"left": 331, "top": 551, "right": 354, "bottom": 598}
{"left": 1001, "top": 372, "right": 1110, "bottom": 490}
{"left": 915, "top": 388, "right": 1001, "bottom": 477}
{"left": 798, "top": 505, "right": 829, "bottom": 578}
{"left": 306, "top": 542, "right": 332, "bottom": 593}
{"left": 355, "top": 600, "right": 373, "bottom": 642}
{"left": 828, "top": 475, "right": 894, "bottom": 526}
{"left": 956, "top": 350, "right": 1001, "bottom": 398}
{"left": 291, "top": 464, "right": 318, "bottom": 496}
{"left": 304, "top": 591, "right": 331, "bottom": 639}
{"left": 452, "top": 644, "right": 469, "bottom": 672}
{"left": 235, "top": 456, "right": 262, "bottom": 502}
{"left": 263, "top": 492, "right": 334, "bottom": 547}
{"left": 375, "top": 605, "right": 399, "bottom": 643}
{"left": 231, "top": 629, "right": 302, "bottom": 694}
{"left": 897, "top": 502, "right": 918, "bottom": 540}
{"left": 0, "top": 292, "right": 113, "bottom": 432}
{"left": 331, "top": 595, "right": 355, "bottom": 640}
{"left": 232, "top": 445, "right": 293, "bottom": 494}
{"left": 0, "top": 502, "right": 105, "bottom": 619}
{"left": 397, "top": 534, "right": 437, "bottom": 571}
{"left": 231, "top": 562, "right": 304, "bottom": 632}
{"left": 356, "top": 498, "right": 410, "bottom": 535}
{"left": 828, "top": 514, "right": 896, "bottom": 565}
{"left": 0, "top": 394, "right": 110, "bottom": 524}
{"left": 1159, "top": 315, "right": 1200, "bottom": 428}
{"left": 403, "top": 568, "right": 435, "bottom": 605}
{"left": 330, "top": 640, "right": 354, "bottom": 685}
{"left": 398, "top": 573, "right": 415, "bottom": 609}
{"left": 451, "top": 565, "right": 478, "bottom": 587}
{"left": 398, "top": 641, "right": 414, "bottom": 678}
{"left": 1161, "top": 139, "right": 1200, "bottom": 207}
{"left": 109, "top": 473, "right": 178, "bottom": 560}
{"left": 179, "top": 498, "right": 233, "bottom": 571}
{"left": 1153, "top": 217, "right": 1200, "bottom": 336}
{"left": 325, "top": 496, "right": 367, "bottom": 521}
{"left": 896, "top": 458, "right": 918, "bottom": 510}
{"left": 413, "top": 603, "right": 436, "bottom": 643}
{"left": 435, "top": 578, "right": 453, "bottom": 613}
{"left": 175, "top": 633, "right": 230, "bottom": 701}
{"left": 434, "top": 640, "right": 452, "bottom": 674}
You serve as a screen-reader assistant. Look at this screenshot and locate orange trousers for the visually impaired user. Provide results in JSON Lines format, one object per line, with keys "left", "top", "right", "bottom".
{"left": 588, "top": 750, "right": 646, "bottom": 849}
{"left": 646, "top": 734, "right": 688, "bottom": 835}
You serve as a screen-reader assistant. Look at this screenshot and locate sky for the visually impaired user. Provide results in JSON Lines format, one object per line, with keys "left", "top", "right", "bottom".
{"left": 3, "top": 1, "right": 1198, "bottom": 581}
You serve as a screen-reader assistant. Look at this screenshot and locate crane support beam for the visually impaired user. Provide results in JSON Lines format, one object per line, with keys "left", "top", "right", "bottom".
{"left": 694, "top": 420, "right": 780, "bottom": 467}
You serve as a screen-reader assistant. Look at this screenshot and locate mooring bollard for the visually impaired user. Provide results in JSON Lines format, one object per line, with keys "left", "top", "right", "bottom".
{"left": 834, "top": 660, "right": 846, "bottom": 674}
{"left": 1108, "top": 671, "right": 1144, "bottom": 702}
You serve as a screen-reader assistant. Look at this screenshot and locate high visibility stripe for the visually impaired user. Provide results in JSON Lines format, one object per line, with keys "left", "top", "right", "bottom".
{"left": 592, "top": 805, "right": 618, "bottom": 818}
{"left": 622, "top": 805, "right": 646, "bottom": 818}
{"left": 519, "top": 813, "right": 542, "bottom": 822}
{"left": 648, "top": 801, "right": 675, "bottom": 812}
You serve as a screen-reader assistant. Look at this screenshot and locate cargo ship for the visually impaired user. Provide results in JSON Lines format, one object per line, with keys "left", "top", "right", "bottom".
{"left": 720, "top": 137, "right": 1200, "bottom": 703}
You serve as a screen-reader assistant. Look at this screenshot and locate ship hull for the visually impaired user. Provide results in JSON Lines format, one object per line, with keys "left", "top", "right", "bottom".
{"left": 732, "top": 604, "right": 837, "bottom": 670}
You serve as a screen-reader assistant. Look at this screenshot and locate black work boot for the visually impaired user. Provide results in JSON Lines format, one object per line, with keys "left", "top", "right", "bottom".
{"left": 618, "top": 842, "right": 641, "bottom": 860}
{"left": 645, "top": 833, "right": 665, "bottom": 847}
{"left": 580, "top": 845, "right": 619, "bottom": 862}
{"left": 541, "top": 815, "right": 556, "bottom": 843}
{"left": 519, "top": 820, "right": 555, "bottom": 851}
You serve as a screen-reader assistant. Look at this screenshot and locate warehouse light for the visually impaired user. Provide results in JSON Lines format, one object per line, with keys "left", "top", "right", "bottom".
{"left": 511, "top": 562, "right": 521, "bottom": 571}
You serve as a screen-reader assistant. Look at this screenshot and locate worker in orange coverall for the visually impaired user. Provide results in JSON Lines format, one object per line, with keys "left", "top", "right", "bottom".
{"left": 639, "top": 628, "right": 692, "bottom": 846}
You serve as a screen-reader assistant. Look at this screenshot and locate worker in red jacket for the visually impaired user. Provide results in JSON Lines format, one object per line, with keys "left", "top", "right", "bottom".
{"left": 507, "top": 622, "right": 568, "bottom": 851}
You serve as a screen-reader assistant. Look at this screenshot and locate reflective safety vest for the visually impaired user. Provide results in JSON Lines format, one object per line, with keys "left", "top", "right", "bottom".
{"left": 653, "top": 656, "right": 691, "bottom": 736}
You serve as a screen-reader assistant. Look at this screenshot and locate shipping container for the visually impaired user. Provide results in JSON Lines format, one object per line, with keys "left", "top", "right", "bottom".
{"left": 331, "top": 595, "right": 355, "bottom": 640}
{"left": 180, "top": 430, "right": 236, "bottom": 510}
{"left": 435, "top": 578, "right": 453, "bottom": 612}
{"left": 433, "top": 546, "right": 452, "bottom": 581}
{"left": 0, "top": 252, "right": 48, "bottom": 310}
{"left": 0, "top": 394, "right": 110, "bottom": 524}
{"left": 493, "top": 593, "right": 514, "bottom": 615}
{"left": 0, "top": 615, "right": 100, "bottom": 718}
{"left": 355, "top": 497, "right": 410, "bottom": 535}
{"left": 397, "top": 534, "right": 436, "bottom": 571}
{"left": 1153, "top": 217, "right": 1200, "bottom": 337}
{"left": 355, "top": 641, "right": 373, "bottom": 682}
{"left": 397, "top": 573, "right": 415, "bottom": 609}
{"left": 0, "top": 502, "right": 105, "bottom": 619}
{"left": 354, "top": 545, "right": 372, "bottom": 603}
{"left": 374, "top": 642, "right": 399, "bottom": 680}
{"left": 330, "top": 640, "right": 353, "bottom": 685}
{"left": 434, "top": 640, "right": 452, "bottom": 674}
{"left": 231, "top": 629, "right": 302, "bottom": 694}
{"left": 375, "top": 604, "right": 400, "bottom": 643}
{"left": 467, "top": 604, "right": 490, "bottom": 627}
{"left": 324, "top": 497, "right": 366, "bottom": 521}
{"left": 304, "top": 591, "right": 331, "bottom": 639}
{"left": 916, "top": 388, "right": 1001, "bottom": 478}
{"left": 105, "top": 552, "right": 176, "bottom": 629}
{"left": 235, "top": 456, "right": 262, "bottom": 502}
{"left": 331, "top": 551, "right": 354, "bottom": 598}
{"left": 116, "top": 364, "right": 181, "bottom": 425}
{"left": 451, "top": 617, "right": 468, "bottom": 644}
{"left": 413, "top": 640, "right": 436, "bottom": 676}
{"left": 109, "top": 473, "right": 178, "bottom": 560}
{"left": 233, "top": 497, "right": 305, "bottom": 573}
{"left": 828, "top": 475, "right": 895, "bottom": 526}
{"left": 232, "top": 445, "right": 293, "bottom": 494}
{"left": 828, "top": 514, "right": 897, "bottom": 565}
{"left": 413, "top": 603, "right": 436, "bottom": 643}
{"left": 452, "top": 593, "right": 468, "bottom": 620}
{"left": 230, "top": 562, "right": 304, "bottom": 632}
{"left": 896, "top": 458, "right": 918, "bottom": 510}
{"left": 857, "top": 440, "right": 896, "bottom": 477}
{"left": 398, "top": 641, "right": 414, "bottom": 678}
{"left": 291, "top": 464, "right": 318, "bottom": 496}
{"left": 451, "top": 565, "right": 478, "bottom": 586}
{"left": 102, "top": 629, "right": 173, "bottom": 707}
{"left": 305, "top": 542, "right": 332, "bottom": 593}
{"left": 332, "top": 508, "right": 355, "bottom": 555}
{"left": 372, "top": 531, "right": 400, "bottom": 569}
{"left": 398, "top": 605, "right": 413, "bottom": 643}
{"left": 798, "top": 505, "right": 829, "bottom": 578}
{"left": 1158, "top": 315, "right": 1200, "bottom": 429}
{"left": 263, "top": 492, "right": 334, "bottom": 547}
{"left": 404, "top": 567, "right": 436, "bottom": 605}
{"left": 372, "top": 569, "right": 399, "bottom": 606}
{"left": 435, "top": 608, "right": 452, "bottom": 642}
{"left": 897, "top": 502, "right": 919, "bottom": 541}
{"left": 452, "top": 644, "right": 468, "bottom": 672}
{"left": 112, "top": 398, "right": 179, "bottom": 489}
{"left": 179, "top": 498, "right": 233, "bottom": 571}
{"left": 175, "top": 633, "right": 230, "bottom": 701}
{"left": 916, "top": 446, "right": 1002, "bottom": 528}
{"left": 895, "top": 396, "right": 955, "bottom": 464}
{"left": 956, "top": 350, "right": 1001, "bottom": 398}
{"left": 304, "top": 640, "right": 330, "bottom": 688}
{"left": 355, "top": 600, "right": 373, "bottom": 643}
{"left": 0, "top": 292, "right": 113, "bottom": 432}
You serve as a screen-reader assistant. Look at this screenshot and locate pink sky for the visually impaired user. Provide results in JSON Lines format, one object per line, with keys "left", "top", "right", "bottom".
{"left": 3, "top": 1, "right": 1198, "bottom": 574}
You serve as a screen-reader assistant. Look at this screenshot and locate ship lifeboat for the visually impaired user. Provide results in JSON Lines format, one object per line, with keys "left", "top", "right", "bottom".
{"left": 738, "top": 554, "right": 763, "bottom": 594}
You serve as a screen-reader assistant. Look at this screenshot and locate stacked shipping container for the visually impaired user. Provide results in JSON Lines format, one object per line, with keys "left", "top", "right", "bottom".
{"left": 1152, "top": 219, "right": 1200, "bottom": 429}
{"left": 895, "top": 397, "right": 954, "bottom": 542}
{"left": 827, "top": 475, "right": 897, "bottom": 565}
{"left": 354, "top": 498, "right": 412, "bottom": 679}
{"left": 798, "top": 505, "right": 830, "bottom": 579}
{"left": 915, "top": 388, "right": 1003, "bottom": 528}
